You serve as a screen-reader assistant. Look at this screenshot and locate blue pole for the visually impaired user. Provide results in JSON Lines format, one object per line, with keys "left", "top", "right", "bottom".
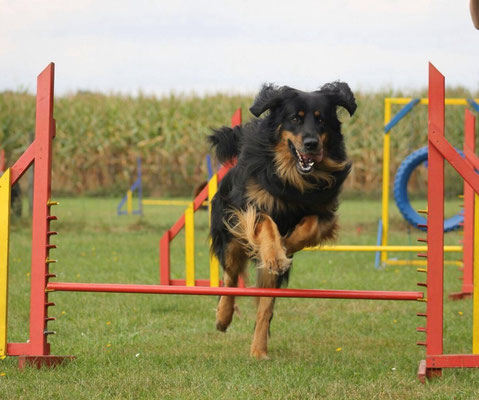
{"left": 374, "top": 219, "right": 383, "bottom": 269}
{"left": 206, "top": 154, "right": 213, "bottom": 180}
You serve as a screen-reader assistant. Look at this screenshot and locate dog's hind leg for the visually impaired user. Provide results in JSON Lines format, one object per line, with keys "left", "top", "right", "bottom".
{"left": 250, "top": 269, "right": 280, "bottom": 360}
{"left": 216, "top": 240, "right": 248, "bottom": 332}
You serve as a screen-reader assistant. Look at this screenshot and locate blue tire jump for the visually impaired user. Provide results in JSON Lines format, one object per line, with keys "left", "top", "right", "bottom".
{"left": 393, "top": 146, "right": 463, "bottom": 232}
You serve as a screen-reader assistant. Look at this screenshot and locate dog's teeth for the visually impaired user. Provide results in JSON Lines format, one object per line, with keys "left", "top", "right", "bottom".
{"left": 294, "top": 147, "right": 314, "bottom": 173}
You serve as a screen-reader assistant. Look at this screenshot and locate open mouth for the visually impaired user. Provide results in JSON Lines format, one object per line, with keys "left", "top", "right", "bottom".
{"left": 288, "top": 140, "right": 322, "bottom": 174}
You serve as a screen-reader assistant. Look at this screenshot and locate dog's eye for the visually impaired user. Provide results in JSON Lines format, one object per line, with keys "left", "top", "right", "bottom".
{"left": 291, "top": 116, "right": 301, "bottom": 123}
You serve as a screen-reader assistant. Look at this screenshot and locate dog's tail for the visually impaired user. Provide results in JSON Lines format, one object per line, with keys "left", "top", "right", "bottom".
{"left": 208, "top": 125, "right": 242, "bottom": 164}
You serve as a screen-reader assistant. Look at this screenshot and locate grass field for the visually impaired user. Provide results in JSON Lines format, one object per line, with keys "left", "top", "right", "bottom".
{"left": 1, "top": 196, "right": 478, "bottom": 399}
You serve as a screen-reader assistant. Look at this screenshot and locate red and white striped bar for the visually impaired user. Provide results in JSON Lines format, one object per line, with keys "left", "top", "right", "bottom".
{"left": 47, "top": 281, "right": 423, "bottom": 301}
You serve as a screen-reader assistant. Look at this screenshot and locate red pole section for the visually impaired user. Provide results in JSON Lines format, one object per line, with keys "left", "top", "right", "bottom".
{"left": 10, "top": 143, "right": 35, "bottom": 185}
{"left": 429, "top": 130, "right": 479, "bottom": 193}
{"left": 231, "top": 108, "right": 242, "bottom": 127}
{"left": 462, "top": 110, "right": 476, "bottom": 294}
{"left": 46, "top": 281, "right": 423, "bottom": 300}
{"left": 464, "top": 110, "right": 479, "bottom": 170}
{"left": 426, "top": 62, "right": 445, "bottom": 361}
{"left": 159, "top": 231, "right": 171, "bottom": 285}
{"left": 0, "top": 149, "right": 4, "bottom": 171}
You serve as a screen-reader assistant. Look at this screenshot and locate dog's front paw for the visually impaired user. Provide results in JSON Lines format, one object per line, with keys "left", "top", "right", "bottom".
{"left": 262, "top": 253, "right": 292, "bottom": 275}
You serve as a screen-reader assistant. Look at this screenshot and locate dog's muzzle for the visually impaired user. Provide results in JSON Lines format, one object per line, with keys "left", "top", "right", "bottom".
{"left": 288, "top": 139, "right": 323, "bottom": 174}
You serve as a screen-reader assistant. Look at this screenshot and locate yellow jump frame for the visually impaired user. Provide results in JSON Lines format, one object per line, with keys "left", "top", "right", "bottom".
{"left": 379, "top": 98, "right": 479, "bottom": 266}
{"left": 302, "top": 97, "right": 477, "bottom": 267}
{"left": 305, "top": 97, "right": 479, "bottom": 267}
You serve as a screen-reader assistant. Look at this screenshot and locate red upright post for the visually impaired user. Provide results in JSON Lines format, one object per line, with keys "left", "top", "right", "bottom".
{"left": 159, "top": 231, "right": 171, "bottom": 285}
{"left": 418, "top": 63, "right": 445, "bottom": 381}
{"left": 29, "top": 62, "right": 56, "bottom": 359}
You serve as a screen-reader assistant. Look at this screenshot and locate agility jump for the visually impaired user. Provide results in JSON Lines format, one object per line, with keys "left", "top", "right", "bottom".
{"left": 117, "top": 157, "right": 208, "bottom": 216}
{"left": 417, "top": 63, "right": 479, "bottom": 381}
{"left": 0, "top": 63, "right": 476, "bottom": 382}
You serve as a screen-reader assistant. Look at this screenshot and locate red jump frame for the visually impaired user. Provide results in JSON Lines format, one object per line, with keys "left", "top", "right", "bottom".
{"left": 4, "top": 63, "right": 73, "bottom": 368}
{"left": 159, "top": 110, "right": 241, "bottom": 287}
{"left": 418, "top": 63, "right": 479, "bottom": 382}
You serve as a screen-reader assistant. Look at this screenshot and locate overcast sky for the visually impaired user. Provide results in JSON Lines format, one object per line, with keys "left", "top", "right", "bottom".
{"left": 0, "top": 0, "right": 477, "bottom": 96}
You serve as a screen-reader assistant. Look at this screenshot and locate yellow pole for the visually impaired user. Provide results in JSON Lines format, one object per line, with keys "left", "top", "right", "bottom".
{"left": 473, "top": 193, "right": 479, "bottom": 353}
{"left": 143, "top": 199, "right": 208, "bottom": 207}
{"left": 185, "top": 202, "right": 195, "bottom": 286}
{"left": 208, "top": 174, "right": 220, "bottom": 287}
{"left": 386, "top": 259, "right": 462, "bottom": 267}
{"left": 386, "top": 98, "right": 479, "bottom": 106}
{"left": 381, "top": 98, "right": 392, "bottom": 264}
{"left": 0, "top": 169, "right": 11, "bottom": 356}
{"left": 306, "top": 244, "right": 462, "bottom": 252}
{"left": 126, "top": 189, "right": 133, "bottom": 215}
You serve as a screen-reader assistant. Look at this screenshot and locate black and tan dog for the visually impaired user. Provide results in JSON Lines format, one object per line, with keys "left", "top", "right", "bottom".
{"left": 208, "top": 82, "right": 356, "bottom": 359}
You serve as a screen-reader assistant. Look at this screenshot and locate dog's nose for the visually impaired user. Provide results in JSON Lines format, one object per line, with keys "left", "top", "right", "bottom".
{"left": 303, "top": 137, "right": 319, "bottom": 152}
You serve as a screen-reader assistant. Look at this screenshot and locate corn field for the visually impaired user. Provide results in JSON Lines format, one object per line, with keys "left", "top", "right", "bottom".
{"left": 0, "top": 87, "right": 477, "bottom": 197}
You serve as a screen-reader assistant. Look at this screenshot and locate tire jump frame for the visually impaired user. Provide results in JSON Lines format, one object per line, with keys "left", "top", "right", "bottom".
{"left": 0, "top": 63, "right": 474, "bottom": 382}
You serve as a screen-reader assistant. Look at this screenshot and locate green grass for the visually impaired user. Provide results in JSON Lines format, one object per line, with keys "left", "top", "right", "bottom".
{"left": 1, "top": 197, "right": 478, "bottom": 399}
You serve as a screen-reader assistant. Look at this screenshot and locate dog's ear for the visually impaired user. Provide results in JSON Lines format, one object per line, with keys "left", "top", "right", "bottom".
{"left": 249, "top": 84, "right": 286, "bottom": 117}
{"left": 321, "top": 81, "right": 357, "bottom": 117}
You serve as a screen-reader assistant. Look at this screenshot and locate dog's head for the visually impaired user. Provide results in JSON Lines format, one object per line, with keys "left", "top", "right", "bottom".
{"left": 250, "top": 82, "right": 356, "bottom": 175}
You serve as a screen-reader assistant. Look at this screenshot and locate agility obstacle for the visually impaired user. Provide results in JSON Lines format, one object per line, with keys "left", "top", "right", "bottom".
{"left": 416, "top": 63, "right": 479, "bottom": 381}
{"left": 159, "top": 109, "right": 241, "bottom": 287}
{"left": 117, "top": 157, "right": 207, "bottom": 215}
{"left": 2, "top": 63, "right": 479, "bottom": 383}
